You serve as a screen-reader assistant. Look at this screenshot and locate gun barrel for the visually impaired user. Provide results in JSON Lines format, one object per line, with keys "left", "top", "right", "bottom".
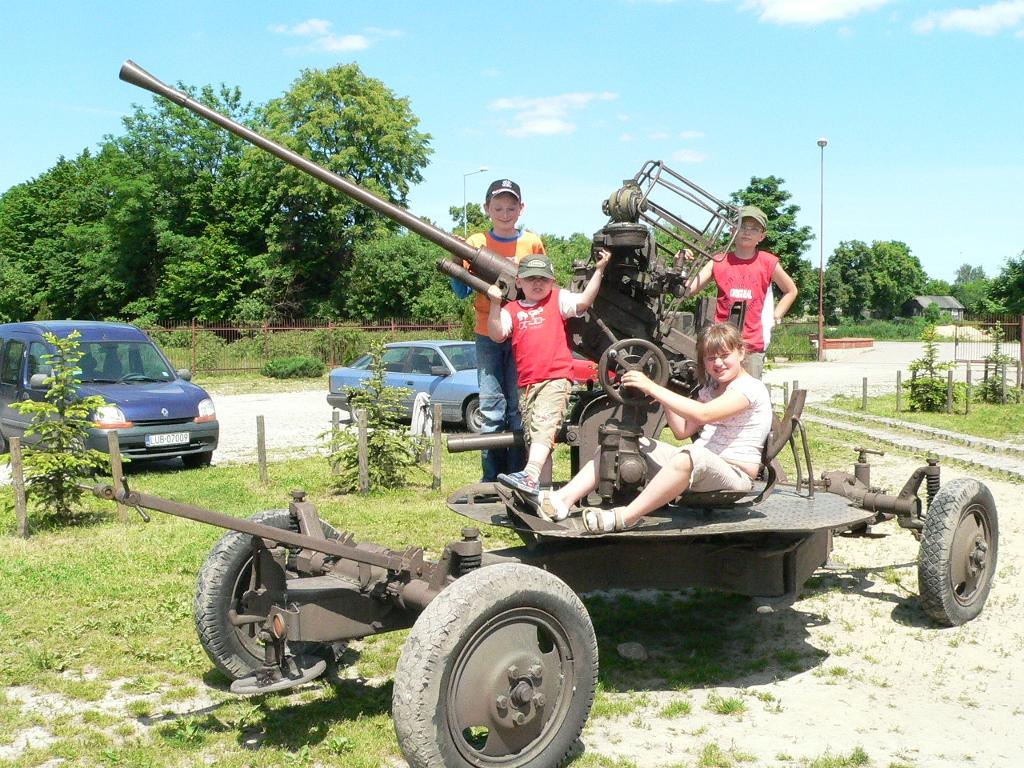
{"left": 118, "top": 60, "right": 515, "bottom": 287}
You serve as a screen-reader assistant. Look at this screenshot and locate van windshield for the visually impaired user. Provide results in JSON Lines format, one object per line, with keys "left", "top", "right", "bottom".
{"left": 77, "top": 342, "right": 175, "bottom": 383}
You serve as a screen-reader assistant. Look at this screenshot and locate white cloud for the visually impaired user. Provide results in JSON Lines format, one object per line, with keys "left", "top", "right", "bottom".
{"left": 270, "top": 18, "right": 399, "bottom": 53}
{"left": 672, "top": 148, "right": 707, "bottom": 163}
{"left": 678, "top": 129, "right": 705, "bottom": 139}
{"left": 620, "top": 132, "right": 636, "bottom": 142}
{"left": 741, "top": 0, "right": 893, "bottom": 24}
{"left": 489, "top": 92, "right": 618, "bottom": 137}
{"left": 913, "top": 0, "right": 1024, "bottom": 35}
{"left": 649, "top": 131, "right": 671, "bottom": 140}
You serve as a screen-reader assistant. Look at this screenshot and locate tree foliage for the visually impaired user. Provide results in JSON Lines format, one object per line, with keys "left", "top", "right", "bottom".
{"left": 987, "top": 251, "right": 1024, "bottom": 314}
{"left": 824, "top": 239, "right": 926, "bottom": 320}
{"left": 0, "top": 65, "right": 431, "bottom": 324}
{"left": 729, "top": 176, "right": 815, "bottom": 315}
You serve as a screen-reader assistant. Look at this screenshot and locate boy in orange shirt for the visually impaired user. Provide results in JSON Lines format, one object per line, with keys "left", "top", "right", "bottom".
{"left": 451, "top": 179, "right": 545, "bottom": 481}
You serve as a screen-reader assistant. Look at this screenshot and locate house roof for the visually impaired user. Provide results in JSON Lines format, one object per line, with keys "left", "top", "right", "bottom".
{"left": 907, "top": 295, "right": 965, "bottom": 310}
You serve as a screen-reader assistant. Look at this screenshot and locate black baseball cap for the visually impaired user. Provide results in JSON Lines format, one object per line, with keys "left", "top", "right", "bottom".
{"left": 486, "top": 178, "right": 521, "bottom": 202}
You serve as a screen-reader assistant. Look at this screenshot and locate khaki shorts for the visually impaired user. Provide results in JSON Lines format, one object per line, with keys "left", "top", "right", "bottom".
{"left": 638, "top": 438, "right": 754, "bottom": 493}
{"left": 520, "top": 378, "right": 573, "bottom": 452}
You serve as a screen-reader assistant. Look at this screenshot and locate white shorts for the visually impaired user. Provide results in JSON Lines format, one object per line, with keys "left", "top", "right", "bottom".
{"left": 638, "top": 438, "right": 754, "bottom": 493}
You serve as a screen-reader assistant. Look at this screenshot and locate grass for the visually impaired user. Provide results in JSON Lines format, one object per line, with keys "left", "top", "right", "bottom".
{"left": 824, "top": 392, "right": 1024, "bottom": 442}
{"left": 191, "top": 371, "right": 329, "bottom": 396}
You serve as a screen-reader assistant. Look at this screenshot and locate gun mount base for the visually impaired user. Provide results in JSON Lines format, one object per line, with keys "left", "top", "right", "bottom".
{"left": 230, "top": 654, "right": 327, "bottom": 695}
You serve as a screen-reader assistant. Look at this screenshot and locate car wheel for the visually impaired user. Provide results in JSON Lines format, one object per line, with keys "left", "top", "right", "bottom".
{"left": 182, "top": 451, "right": 214, "bottom": 469}
{"left": 463, "top": 396, "right": 484, "bottom": 433}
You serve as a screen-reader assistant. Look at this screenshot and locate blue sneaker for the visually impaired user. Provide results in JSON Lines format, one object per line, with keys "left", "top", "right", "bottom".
{"left": 497, "top": 470, "right": 540, "bottom": 496}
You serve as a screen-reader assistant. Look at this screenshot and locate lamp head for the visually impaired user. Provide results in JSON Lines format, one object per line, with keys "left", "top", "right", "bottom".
{"left": 817, "top": 137, "right": 828, "bottom": 148}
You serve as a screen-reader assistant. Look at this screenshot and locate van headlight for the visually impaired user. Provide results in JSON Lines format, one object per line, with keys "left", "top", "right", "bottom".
{"left": 194, "top": 398, "right": 216, "bottom": 423}
{"left": 94, "top": 405, "right": 133, "bottom": 428}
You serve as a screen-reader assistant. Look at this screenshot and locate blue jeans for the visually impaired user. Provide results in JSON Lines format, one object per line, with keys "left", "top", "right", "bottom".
{"left": 475, "top": 333, "right": 525, "bottom": 481}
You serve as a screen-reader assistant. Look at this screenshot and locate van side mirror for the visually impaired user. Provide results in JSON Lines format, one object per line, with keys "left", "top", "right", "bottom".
{"left": 29, "top": 373, "right": 49, "bottom": 389}
{"left": 176, "top": 368, "right": 193, "bottom": 382}
{"left": 430, "top": 365, "right": 450, "bottom": 377}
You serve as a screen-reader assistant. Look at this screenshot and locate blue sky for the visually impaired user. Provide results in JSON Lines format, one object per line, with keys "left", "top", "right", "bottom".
{"left": 2, "top": 0, "right": 1022, "bottom": 284}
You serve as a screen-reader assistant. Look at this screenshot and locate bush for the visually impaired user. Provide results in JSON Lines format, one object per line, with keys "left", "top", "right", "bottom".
{"left": 905, "top": 325, "right": 962, "bottom": 412}
{"left": 261, "top": 356, "right": 326, "bottom": 379}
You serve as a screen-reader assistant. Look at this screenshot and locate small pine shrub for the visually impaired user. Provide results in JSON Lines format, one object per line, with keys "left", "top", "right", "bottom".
{"left": 8, "top": 331, "right": 110, "bottom": 522}
{"left": 260, "top": 356, "right": 325, "bottom": 379}
{"left": 976, "top": 323, "right": 1016, "bottom": 404}
{"left": 904, "top": 325, "right": 963, "bottom": 412}
{"left": 325, "top": 339, "right": 425, "bottom": 492}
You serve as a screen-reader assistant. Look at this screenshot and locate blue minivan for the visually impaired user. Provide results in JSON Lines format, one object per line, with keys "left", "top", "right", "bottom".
{"left": 0, "top": 321, "right": 219, "bottom": 467}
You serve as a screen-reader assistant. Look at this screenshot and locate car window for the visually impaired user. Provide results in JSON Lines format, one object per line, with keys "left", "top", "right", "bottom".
{"left": 80, "top": 341, "right": 174, "bottom": 382}
{"left": 408, "top": 348, "right": 443, "bottom": 375}
{"left": 27, "top": 342, "right": 51, "bottom": 380}
{"left": 348, "top": 353, "right": 373, "bottom": 370}
{"left": 0, "top": 339, "right": 25, "bottom": 384}
{"left": 443, "top": 344, "right": 477, "bottom": 371}
{"left": 382, "top": 347, "right": 409, "bottom": 373}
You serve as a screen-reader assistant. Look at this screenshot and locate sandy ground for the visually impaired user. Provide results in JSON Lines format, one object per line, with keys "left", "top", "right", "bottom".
{"left": 580, "top": 453, "right": 1022, "bottom": 767}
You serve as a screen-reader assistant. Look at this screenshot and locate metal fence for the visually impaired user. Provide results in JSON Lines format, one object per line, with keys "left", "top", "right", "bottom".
{"left": 144, "top": 318, "right": 464, "bottom": 374}
{"left": 952, "top": 314, "right": 1024, "bottom": 363}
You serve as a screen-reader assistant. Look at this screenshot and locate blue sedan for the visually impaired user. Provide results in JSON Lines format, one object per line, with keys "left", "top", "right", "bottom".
{"left": 328, "top": 341, "right": 483, "bottom": 432}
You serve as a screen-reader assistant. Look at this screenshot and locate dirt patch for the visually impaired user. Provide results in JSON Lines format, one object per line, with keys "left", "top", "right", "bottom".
{"left": 580, "top": 455, "right": 1023, "bottom": 766}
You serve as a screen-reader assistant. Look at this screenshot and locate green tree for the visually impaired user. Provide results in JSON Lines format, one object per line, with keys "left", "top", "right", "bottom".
{"left": 955, "top": 264, "right": 986, "bottom": 284}
{"left": 340, "top": 232, "right": 461, "bottom": 320}
{"left": 730, "top": 176, "right": 814, "bottom": 315}
{"left": 923, "top": 278, "right": 952, "bottom": 296}
{"left": 9, "top": 331, "right": 109, "bottom": 522}
{"left": 258, "top": 64, "right": 433, "bottom": 317}
{"left": 986, "top": 252, "right": 1024, "bottom": 313}
{"left": 869, "top": 240, "right": 927, "bottom": 319}
{"left": 824, "top": 240, "right": 874, "bottom": 320}
{"left": 543, "top": 232, "right": 593, "bottom": 284}
{"left": 449, "top": 203, "right": 489, "bottom": 237}
{"left": 905, "top": 325, "right": 960, "bottom": 412}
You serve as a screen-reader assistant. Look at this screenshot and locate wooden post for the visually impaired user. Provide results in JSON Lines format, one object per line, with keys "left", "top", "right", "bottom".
{"left": 896, "top": 370, "right": 902, "bottom": 413}
{"left": 861, "top": 377, "right": 868, "bottom": 411}
{"left": 792, "top": 379, "right": 799, "bottom": 396}
{"left": 431, "top": 402, "right": 443, "bottom": 490}
{"left": 1016, "top": 361, "right": 1021, "bottom": 404}
{"left": 10, "top": 437, "right": 29, "bottom": 539}
{"left": 782, "top": 382, "right": 789, "bottom": 409}
{"left": 965, "top": 365, "right": 972, "bottom": 416}
{"left": 1001, "top": 363, "right": 1008, "bottom": 405}
{"left": 256, "top": 415, "right": 269, "bottom": 485}
{"left": 946, "top": 369, "right": 954, "bottom": 414}
{"left": 106, "top": 431, "right": 128, "bottom": 523}
{"left": 357, "top": 409, "right": 370, "bottom": 493}
{"left": 190, "top": 318, "right": 197, "bottom": 374}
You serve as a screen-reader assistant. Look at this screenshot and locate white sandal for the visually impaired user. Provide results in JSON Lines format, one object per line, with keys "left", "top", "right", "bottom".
{"left": 536, "top": 490, "right": 570, "bottom": 522}
{"left": 581, "top": 507, "right": 637, "bottom": 533}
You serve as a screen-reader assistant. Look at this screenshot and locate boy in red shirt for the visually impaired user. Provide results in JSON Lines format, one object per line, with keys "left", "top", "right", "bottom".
{"left": 486, "top": 249, "right": 612, "bottom": 496}
{"left": 686, "top": 205, "right": 798, "bottom": 378}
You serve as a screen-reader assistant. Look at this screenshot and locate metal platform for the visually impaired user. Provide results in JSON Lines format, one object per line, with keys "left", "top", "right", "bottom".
{"left": 447, "top": 482, "right": 876, "bottom": 540}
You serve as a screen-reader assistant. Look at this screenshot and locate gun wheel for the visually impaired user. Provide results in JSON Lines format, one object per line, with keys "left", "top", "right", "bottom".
{"left": 194, "top": 509, "right": 343, "bottom": 680}
{"left": 918, "top": 479, "right": 998, "bottom": 626}
{"left": 393, "top": 563, "right": 597, "bottom": 768}
{"left": 598, "top": 338, "right": 670, "bottom": 405}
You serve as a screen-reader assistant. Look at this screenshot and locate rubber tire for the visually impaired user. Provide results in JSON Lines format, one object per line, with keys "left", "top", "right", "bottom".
{"left": 181, "top": 451, "right": 214, "bottom": 469}
{"left": 194, "top": 509, "right": 342, "bottom": 680}
{"left": 463, "top": 396, "right": 484, "bottom": 433}
{"left": 393, "top": 563, "right": 597, "bottom": 768}
{"left": 918, "top": 478, "right": 998, "bottom": 626}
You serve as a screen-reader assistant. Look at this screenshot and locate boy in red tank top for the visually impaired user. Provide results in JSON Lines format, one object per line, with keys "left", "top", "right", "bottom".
{"left": 686, "top": 205, "right": 798, "bottom": 378}
{"left": 485, "top": 249, "right": 612, "bottom": 496}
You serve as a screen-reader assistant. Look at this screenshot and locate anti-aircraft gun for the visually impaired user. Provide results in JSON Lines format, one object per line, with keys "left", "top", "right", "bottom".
{"left": 109, "top": 61, "right": 999, "bottom": 768}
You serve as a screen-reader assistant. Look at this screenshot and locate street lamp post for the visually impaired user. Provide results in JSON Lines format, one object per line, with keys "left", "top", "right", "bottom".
{"left": 462, "top": 166, "right": 489, "bottom": 236}
{"left": 817, "top": 138, "right": 828, "bottom": 362}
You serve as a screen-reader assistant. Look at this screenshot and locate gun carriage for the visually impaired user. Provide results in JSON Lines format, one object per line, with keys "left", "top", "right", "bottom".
{"left": 105, "top": 61, "right": 999, "bottom": 768}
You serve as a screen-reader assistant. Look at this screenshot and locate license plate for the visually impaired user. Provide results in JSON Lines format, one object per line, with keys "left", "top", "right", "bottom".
{"left": 145, "top": 432, "right": 190, "bottom": 447}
